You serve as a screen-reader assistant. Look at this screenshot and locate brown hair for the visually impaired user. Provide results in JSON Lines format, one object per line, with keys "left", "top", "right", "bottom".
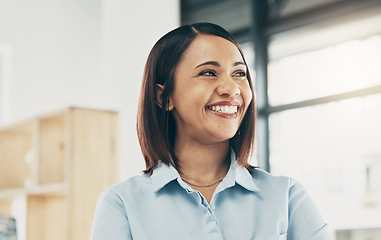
{"left": 137, "top": 22, "right": 256, "bottom": 175}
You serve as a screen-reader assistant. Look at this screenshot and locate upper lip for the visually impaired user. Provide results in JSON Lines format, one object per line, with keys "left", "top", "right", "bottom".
{"left": 207, "top": 101, "right": 241, "bottom": 109}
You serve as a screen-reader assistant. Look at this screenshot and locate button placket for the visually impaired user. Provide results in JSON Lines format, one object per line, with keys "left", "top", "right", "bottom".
{"left": 199, "top": 201, "right": 224, "bottom": 240}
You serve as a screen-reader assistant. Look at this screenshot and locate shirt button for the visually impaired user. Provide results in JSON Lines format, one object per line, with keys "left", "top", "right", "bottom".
{"left": 211, "top": 205, "right": 215, "bottom": 210}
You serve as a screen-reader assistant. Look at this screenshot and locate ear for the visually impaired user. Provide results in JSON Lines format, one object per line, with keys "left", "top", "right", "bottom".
{"left": 155, "top": 84, "right": 174, "bottom": 111}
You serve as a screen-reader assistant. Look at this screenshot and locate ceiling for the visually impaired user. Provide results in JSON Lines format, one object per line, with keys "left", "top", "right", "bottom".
{"left": 181, "top": 0, "right": 381, "bottom": 60}
{"left": 181, "top": 0, "right": 342, "bottom": 35}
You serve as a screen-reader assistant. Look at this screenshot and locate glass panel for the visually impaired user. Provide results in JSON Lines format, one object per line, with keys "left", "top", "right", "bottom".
{"left": 278, "top": 0, "right": 341, "bottom": 18}
{"left": 268, "top": 35, "right": 381, "bottom": 105}
{"left": 240, "top": 42, "right": 255, "bottom": 80}
{"left": 269, "top": 94, "right": 381, "bottom": 236}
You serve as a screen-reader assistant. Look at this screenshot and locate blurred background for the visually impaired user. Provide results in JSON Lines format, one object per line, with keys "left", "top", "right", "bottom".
{"left": 0, "top": 0, "right": 381, "bottom": 239}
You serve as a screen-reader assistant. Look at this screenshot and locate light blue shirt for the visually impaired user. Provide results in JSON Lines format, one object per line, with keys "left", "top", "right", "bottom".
{"left": 91, "top": 155, "right": 330, "bottom": 240}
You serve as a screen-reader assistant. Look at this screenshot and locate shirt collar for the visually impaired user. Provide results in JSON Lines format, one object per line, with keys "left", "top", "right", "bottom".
{"left": 216, "top": 151, "right": 260, "bottom": 193}
{"left": 151, "top": 162, "right": 180, "bottom": 193}
{"left": 150, "top": 150, "right": 260, "bottom": 193}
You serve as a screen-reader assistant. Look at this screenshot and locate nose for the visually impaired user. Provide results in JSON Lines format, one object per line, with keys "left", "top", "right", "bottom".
{"left": 216, "top": 77, "right": 240, "bottom": 97}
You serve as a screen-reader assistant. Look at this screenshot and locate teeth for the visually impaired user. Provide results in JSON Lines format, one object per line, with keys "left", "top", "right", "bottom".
{"left": 208, "top": 105, "right": 238, "bottom": 114}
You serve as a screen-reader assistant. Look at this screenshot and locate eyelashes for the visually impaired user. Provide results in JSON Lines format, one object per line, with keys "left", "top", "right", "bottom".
{"left": 233, "top": 71, "right": 246, "bottom": 77}
{"left": 198, "top": 70, "right": 246, "bottom": 78}
{"left": 198, "top": 70, "right": 217, "bottom": 77}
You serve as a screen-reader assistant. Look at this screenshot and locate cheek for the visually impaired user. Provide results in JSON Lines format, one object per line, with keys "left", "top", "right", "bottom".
{"left": 172, "top": 84, "right": 209, "bottom": 110}
{"left": 241, "top": 82, "right": 253, "bottom": 107}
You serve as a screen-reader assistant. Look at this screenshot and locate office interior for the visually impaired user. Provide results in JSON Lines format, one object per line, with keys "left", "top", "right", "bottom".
{"left": 0, "top": 0, "right": 380, "bottom": 239}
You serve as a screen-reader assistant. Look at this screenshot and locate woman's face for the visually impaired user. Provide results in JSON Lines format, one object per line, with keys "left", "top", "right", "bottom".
{"left": 169, "top": 34, "right": 252, "bottom": 145}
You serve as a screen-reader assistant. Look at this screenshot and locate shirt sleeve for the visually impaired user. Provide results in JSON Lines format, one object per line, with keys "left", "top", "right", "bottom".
{"left": 287, "top": 179, "right": 332, "bottom": 240}
{"left": 91, "top": 188, "right": 133, "bottom": 240}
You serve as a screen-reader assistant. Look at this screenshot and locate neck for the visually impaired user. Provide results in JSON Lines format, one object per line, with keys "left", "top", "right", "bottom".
{"left": 174, "top": 139, "right": 230, "bottom": 183}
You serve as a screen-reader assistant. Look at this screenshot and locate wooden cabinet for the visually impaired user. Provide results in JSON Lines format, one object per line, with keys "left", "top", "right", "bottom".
{"left": 0, "top": 107, "right": 118, "bottom": 240}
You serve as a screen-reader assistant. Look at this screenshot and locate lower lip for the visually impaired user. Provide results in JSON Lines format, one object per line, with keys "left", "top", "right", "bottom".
{"left": 206, "top": 108, "right": 238, "bottom": 119}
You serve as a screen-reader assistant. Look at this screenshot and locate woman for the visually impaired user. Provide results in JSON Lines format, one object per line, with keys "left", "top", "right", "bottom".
{"left": 91, "top": 22, "right": 330, "bottom": 240}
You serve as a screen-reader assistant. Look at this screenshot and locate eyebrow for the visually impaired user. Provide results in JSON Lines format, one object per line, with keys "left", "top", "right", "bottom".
{"left": 234, "top": 61, "right": 246, "bottom": 67}
{"left": 195, "top": 61, "right": 246, "bottom": 69}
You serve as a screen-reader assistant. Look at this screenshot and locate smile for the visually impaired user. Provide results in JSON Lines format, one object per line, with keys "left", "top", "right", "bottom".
{"left": 207, "top": 105, "right": 238, "bottom": 114}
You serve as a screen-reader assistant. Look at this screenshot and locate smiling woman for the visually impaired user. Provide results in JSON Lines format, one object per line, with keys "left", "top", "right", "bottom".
{"left": 168, "top": 34, "right": 252, "bottom": 148}
{"left": 91, "top": 23, "right": 331, "bottom": 240}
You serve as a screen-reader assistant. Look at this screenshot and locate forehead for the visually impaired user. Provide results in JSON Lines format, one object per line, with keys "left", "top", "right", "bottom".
{"left": 181, "top": 34, "right": 244, "bottom": 65}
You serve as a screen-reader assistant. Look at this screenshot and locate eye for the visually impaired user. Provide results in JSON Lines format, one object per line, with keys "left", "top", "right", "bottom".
{"left": 233, "top": 71, "right": 246, "bottom": 77}
{"left": 199, "top": 70, "right": 217, "bottom": 77}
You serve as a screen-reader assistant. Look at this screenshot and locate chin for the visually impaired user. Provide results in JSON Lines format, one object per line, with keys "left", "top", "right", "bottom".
{"left": 213, "top": 130, "right": 238, "bottom": 142}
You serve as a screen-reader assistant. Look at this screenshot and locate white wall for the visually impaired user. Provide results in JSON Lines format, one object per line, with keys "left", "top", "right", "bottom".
{"left": 0, "top": 0, "right": 180, "bottom": 179}
{"left": 101, "top": 0, "right": 180, "bottom": 178}
{"left": 0, "top": 0, "right": 103, "bottom": 122}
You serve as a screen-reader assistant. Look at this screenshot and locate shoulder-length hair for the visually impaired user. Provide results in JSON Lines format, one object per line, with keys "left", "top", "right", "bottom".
{"left": 137, "top": 22, "right": 256, "bottom": 175}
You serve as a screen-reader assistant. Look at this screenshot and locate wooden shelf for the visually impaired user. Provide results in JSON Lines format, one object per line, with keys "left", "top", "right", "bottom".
{"left": 38, "top": 113, "right": 66, "bottom": 185}
{"left": 27, "top": 194, "right": 67, "bottom": 240}
{"left": 0, "top": 107, "right": 118, "bottom": 240}
{"left": 0, "top": 199, "right": 13, "bottom": 216}
{"left": 0, "top": 122, "right": 34, "bottom": 190}
{"left": 0, "top": 183, "right": 67, "bottom": 199}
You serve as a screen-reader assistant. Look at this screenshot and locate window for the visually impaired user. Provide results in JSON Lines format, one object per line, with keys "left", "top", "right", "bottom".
{"left": 269, "top": 35, "right": 381, "bottom": 105}
{"left": 268, "top": 35, "right": 381, "bottom": 238}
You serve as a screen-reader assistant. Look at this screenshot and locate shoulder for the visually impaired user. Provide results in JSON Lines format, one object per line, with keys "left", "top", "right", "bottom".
{"left": 99, "top": 174, "right": 152, "bottom": 202}
{"left": 246, "top": 167, "right": 312, "bottom": 203}
{"left": 249, "top": 167, "right": 297, "bottom": 191}
{"left": 93, "top": 174, "right": 154, "bottom": 220}
{"left": 251, "top": 170, "right": 332, "bottom": 238}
